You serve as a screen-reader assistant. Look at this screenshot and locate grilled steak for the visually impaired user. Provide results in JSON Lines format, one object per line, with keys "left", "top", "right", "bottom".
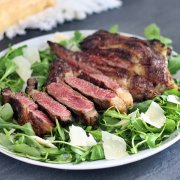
{"left": 46, "top": 82, "right": 98, "bottom": 125}
{"left": 2, "top": 88, "right": 54, "bottom": 136}
{"left": 80, "top": 30, "right": 177, "bottom": 88}
{"left": 30, "top": 89, "right": 72, "bottom": 124}
{"left": 48, "top": 42, "right": 133, "bottom": 106}
{"left": 78, "top": 71, "right": 133, "bottom": 107}
{"left": 48, "top": 29, "right": 177, "bottom": 101}
{"left": 64, "top": 77, "right": 127, "bottom": 112}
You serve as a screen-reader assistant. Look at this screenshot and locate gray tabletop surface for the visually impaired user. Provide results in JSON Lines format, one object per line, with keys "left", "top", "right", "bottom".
{"left": 0, "top": 0, "right": 179, "bottom": 180}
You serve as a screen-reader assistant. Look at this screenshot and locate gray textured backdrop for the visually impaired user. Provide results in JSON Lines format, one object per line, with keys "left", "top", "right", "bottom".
{"left": 0, "top": 0, "right": 179, "bottom": 180}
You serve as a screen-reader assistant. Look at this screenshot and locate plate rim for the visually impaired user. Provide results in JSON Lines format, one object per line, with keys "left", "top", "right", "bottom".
{"left": 0, "top": 30, "right": 179, "bottom": 170}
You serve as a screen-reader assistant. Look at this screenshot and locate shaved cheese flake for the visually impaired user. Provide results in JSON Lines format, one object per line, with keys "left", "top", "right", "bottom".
{"left": 102, "top": 131, "right": 128, "bottom": 160}
{"left": 51, "top": 32, "right": 69, "bottom": 43}
{"left": 23, "top": 46, "right": 40, "bottom": 64}
{"left": 31, "top": 136, "right": 57, "bottom": 148}
{"left": 12, "top": 56, "right": 32, "bottom": 82}
{"left": 167, "top": 95, "right": 180, "bottom": 105}
{"left": 140, "top": 101, "right": 166, "bottom": 128}
{"left": 69, "top": 125, "right": 97, "bottom": 147}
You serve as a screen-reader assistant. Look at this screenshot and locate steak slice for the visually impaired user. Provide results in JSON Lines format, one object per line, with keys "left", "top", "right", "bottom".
{"left": 2, "top": 88, "right": 54, "bottom": 136}
{"left": 46, "top": 58, "right": 74, "bottom": 85}
{"left": 64, "top": 77, "right": 127, "bottom": 112}
{"left": 30, "top": 89, "right": 72, "bottom": 124}
{"left": 46, "top": 82, "right": 98, "bottom": 125}
{"left": 78, "top": 71, "right": 133, "bottom": 107}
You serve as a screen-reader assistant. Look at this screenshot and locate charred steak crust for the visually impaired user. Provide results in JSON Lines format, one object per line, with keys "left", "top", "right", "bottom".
{"left": 2, "top": 88, "right": 54, "bottom": 136}
{"left": 30, "top": 89, "right": 72, "bottom": 124}
{"left": 46, "top": 82, "right": 98, "bottom": 126}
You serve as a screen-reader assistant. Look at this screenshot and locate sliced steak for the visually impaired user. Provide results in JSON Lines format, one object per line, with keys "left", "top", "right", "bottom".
{"left": 46, "top": 43, "right": 133, "bottom": 107}
{"left": 48, "top": 35, "right": 177, "bottom": 101}
{"left": 64, "top": 77, "right": 127, "bottom": 112}
{"left": 78, "top": 71, "right": 133, "bottom": 107}
{"left": 30, "top": 89, "right": 72, "bottom": 124}
{"left": 2, "top": 88, "right": 54, "bottom": 136}
{"left": 46, "top": 82, "right": 98, "bottom": 125}
{"left": 46, "top": 58, "right": 74, "bottom": 85}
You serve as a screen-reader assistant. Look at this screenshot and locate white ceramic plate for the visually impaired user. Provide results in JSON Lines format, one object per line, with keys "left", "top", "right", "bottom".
{"left": 0, "top": 31, "right": 179, "bottom": 170}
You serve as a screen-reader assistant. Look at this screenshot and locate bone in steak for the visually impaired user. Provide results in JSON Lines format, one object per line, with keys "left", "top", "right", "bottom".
{"left": 2, "top": 88, "right": 54, "bottom": 136}
{"left": 30, "top": 89, "right": 72, "bottom": 124}
{"left": 46, "top": 82, "right": 98, "bottom": 125}
{"left": 64, "top": 77, "right": 127, "bottom": 112}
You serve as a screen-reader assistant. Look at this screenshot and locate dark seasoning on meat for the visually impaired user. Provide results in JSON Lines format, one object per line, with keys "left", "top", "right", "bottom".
{"left": 2, "top": 30, "right": 178, "bottom": 135}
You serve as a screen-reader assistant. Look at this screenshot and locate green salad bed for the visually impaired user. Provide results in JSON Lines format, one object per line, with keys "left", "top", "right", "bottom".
{"left": 0, "top": 24, "right": 179, "bottom": 164}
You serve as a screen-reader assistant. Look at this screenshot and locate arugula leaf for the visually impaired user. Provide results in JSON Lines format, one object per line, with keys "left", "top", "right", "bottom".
{"left": 144, "top": 23, "right": 172, "bottom": 46}
{"left": 104, "top": 109, "right": 129, "bottom": 120}
{"left": 0, "top": 133, "right": 13, "bottom": 147}
{"left": 9, "top": 144, "right": 41, "bottom": 157}
{"left": 0, "top": 121, "right": 35, "bottom": 136}
{"left": 0, "top": 60, "right": 16, "bottom": 81}
{"left": 8, "top": 45, "right": 27, "bottom": 59}
{"left": 144, "top": 24, "right": 160, "bottom": 39}
{"left": 73, "top": 31, "right": 84, "bottom": 43}
{"left": 129, "top": 100, "right": 152, "bottom": 113}
{"left": 146, "top": 133, "right": 159, "bottom": 148}
{"left": 55, "top": 120, "right": 65, "bottom": 141}
{"left": 59, "top": 31, "right": 84, "bottom": 50}
{"left": 90, "top": 144, "right": 105, "bottom": 161}
{"left": 168, "top": 54, "right": 180, "bottom": 74}
{"left": 165, "top": 119, "right": 176, "bottom": 132}
{"left": 86, "top": 127, "right": 102, "bottom": 142}
{"left": 163, "top": 89, "right": 180, "bottom": 96}
{"left": 47, "top": 154, "right": 73, "bottom": 164}
{"left": 131, "top": 118, "right": 147, "bottom": 132}
{"left": 0, "top": 46, "right": 26, "bottom": 91}
{"left": 31, "top": 48, "right": 55, "bottom": 89}
{"left": 0, "top": 77, "right": 24, "bottom": 92}
{"left": 109, "top": 25, "right": 119, "bottom": 34}
{"left": 0, "top": 103, "right": 14, "bottom": 122}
